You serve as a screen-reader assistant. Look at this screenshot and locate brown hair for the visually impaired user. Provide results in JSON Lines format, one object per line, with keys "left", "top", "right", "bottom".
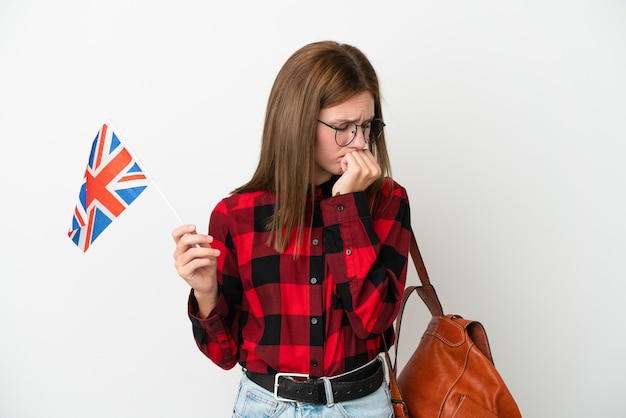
{"left": 234, "top": 41, "right": 392, "bottom": 253}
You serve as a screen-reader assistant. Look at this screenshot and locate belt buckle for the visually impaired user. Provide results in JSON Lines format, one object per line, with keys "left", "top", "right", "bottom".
{"left": 273, "top": 372, "right": 310, "bottom": 402}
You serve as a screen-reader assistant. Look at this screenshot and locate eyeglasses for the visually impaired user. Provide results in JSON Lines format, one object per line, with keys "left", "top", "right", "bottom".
{"left": 317, "top": 118, "right": 386, "bottom": 147}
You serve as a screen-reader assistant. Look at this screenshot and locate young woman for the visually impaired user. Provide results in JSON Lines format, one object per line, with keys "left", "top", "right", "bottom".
{"left": 172, "top": 40, "right": 412, "bottom": 417}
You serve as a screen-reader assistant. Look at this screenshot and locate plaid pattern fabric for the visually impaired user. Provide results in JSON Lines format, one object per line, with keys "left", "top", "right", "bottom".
{"left": 188, "top": 176, "right": 411, "bottom": 377}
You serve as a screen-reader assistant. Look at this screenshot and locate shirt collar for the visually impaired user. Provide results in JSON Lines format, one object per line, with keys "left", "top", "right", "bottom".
{"left": 315, "top": 175, "right": 340, "bottom": 199}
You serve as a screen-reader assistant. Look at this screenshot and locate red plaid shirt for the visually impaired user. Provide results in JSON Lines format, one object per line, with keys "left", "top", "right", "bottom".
{"left": 188, "top": 176, "right": 411, "bottom": 377}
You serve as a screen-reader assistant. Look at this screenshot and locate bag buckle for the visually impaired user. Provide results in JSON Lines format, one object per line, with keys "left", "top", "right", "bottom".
{"left": 273, "top": 372, "right": 310, "bottom": 402}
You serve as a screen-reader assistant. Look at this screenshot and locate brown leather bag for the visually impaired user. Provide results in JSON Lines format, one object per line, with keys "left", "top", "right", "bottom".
{"left": 385, "top": 232, "right": 522, "bottom": 417}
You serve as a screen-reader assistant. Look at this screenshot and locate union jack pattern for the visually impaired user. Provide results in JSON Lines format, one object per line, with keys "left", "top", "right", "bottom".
{"left": 68, "top": 123, "right": 148, "bottom": 251}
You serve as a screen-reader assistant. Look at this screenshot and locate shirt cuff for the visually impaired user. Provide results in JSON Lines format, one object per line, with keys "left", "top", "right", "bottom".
{"left": 188, "top": 289, "right": 229, "bottom": 328}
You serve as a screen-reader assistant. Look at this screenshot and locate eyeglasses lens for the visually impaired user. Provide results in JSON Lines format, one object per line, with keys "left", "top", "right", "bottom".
{"left": 336, "top": 120, "right": 384, "bottom": 146}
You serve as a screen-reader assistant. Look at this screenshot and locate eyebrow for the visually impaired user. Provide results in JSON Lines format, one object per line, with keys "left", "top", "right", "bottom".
{"left": 330, "top": 115, "right": 376, "bottom": 124}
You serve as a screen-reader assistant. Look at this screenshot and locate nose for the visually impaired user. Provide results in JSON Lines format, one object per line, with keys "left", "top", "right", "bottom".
{"left": 349, "top": 127, "right": 368, "bottom": 150}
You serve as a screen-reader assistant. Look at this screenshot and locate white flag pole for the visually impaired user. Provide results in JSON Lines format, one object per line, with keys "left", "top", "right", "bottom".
{"left": 106, "top": 119, "right": 185, "bottom": 226}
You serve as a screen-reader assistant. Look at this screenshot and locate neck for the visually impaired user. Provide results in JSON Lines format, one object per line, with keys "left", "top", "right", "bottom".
{"left": 313, "top": 169, "right": 332, "bottom": 186}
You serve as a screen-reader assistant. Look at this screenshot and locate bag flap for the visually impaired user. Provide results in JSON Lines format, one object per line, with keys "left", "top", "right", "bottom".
{"left": 425, "top": 315, "right": 466, "bottom": 347}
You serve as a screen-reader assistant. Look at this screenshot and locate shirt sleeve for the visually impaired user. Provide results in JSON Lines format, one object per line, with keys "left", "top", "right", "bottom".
{"left": 320, "top": 180, "right": 411, "bottom": 339}
{"left": 186, "top": 199, "right": 241, "bottom": 370}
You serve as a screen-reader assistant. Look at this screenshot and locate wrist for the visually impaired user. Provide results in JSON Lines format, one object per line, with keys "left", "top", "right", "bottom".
{"left": 193, "top": 289, "right": 219, "bottom": 319}
{"left": 193, "top": 287, "right": 217, "bottom": 300}
{"left": 193, "top": 288, "right": 218, "bottom": 307}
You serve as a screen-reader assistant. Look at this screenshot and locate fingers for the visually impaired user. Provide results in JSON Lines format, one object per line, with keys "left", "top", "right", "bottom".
{"left": 353, "top": 149, "right": 380, "bottom": 172}
{"left": 172, "top": 224, "right": 212, "bottom": 247}
{"left": 340, "top": 149, "right": 381, "bottom": 184}
{"left": 171, "top": 224, "right": 197, "bottom": 243}
{"left": 171, "top": 224, "right": 220, "bottom": 301}
{"left": 174, "top": 242, "right": 220, "bottom": 266}
{"left": 344, "top": 149, "right": 378, "bottom": 169}
{"left": 174, "top": 246, "right": 219, "bottom": 278}
{"left": 172, "top": 225, "right": 220, "bottom": 264}
{"left": 333, "top": 154, "right": 380, "bottom": 195}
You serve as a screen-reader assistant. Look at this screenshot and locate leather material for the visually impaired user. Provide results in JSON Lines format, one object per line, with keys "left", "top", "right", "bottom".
{"left": 383, "top": 338, "right": 410, "bottom": 418}
{"left": 396, "top": 310, "right": 521, "bottom": 417}
{"left": 246, "top": 359, "right": 384, "bottom": 405}
{"left": 386, "top": 231, "right": 522, "bottom": 417}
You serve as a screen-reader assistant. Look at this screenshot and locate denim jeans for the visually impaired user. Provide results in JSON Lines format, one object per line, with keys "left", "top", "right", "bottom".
{"left": 231, "top": 369, "right": 393, "bottom": 418}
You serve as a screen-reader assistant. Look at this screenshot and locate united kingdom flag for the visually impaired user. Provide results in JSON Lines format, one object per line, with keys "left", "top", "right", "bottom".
{"left": 68, "top": 123, "right": 149, "bottom": 251}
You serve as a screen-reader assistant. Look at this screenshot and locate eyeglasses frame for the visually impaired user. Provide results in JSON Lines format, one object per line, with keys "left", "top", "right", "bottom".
{"left": 317, "top": 118, "right": 386, "bottom": 147}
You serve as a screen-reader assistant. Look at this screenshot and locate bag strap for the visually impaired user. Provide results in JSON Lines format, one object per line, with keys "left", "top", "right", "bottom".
{"left": 408, "top": 232, "right": 444, "bottom": 317}
{"left": 391, "top": 231, "right": 444, "bottom": 373}
{"left": 393, "top": 231, "right": 496, "bottom": 369}
{"left": 382, "top": 336, "right": 410, "bottom": 418}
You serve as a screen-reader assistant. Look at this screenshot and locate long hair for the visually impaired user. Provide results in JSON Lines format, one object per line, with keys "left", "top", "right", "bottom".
{"left": 234, "top": 41, "right": 392, "bottom": 253}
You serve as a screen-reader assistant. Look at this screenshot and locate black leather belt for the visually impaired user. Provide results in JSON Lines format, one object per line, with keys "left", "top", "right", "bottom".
{"left": 245, "top": 358, "right": 384, "bottom": 405}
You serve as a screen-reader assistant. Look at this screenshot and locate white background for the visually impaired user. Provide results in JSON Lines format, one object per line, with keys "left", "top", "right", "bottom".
{"left": 1, "top": 1, "right": 625, "bottom": 417}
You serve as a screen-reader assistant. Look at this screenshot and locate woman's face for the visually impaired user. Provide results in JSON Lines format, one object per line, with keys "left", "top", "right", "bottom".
{"left": 314, "top": 91, "right": 375, "bottom": 185}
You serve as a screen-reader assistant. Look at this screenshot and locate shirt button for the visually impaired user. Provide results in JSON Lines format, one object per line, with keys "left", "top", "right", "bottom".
{"left": 310, "top": 277, "right": 318, "bottom": 285}
{"left": 311, "top": 317, "right": 318, "bottom": 325}
{"left": 311, "top": 360, "right": 318, "bottom": 367}
{"left": 345, "top": 248, "right": 352, "bottom": 256}
{"left": 312, "top": 238, "right": 319, "bottom": 246}
{"left": 337, "top": 205, "right": 344, "bottom": 212}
